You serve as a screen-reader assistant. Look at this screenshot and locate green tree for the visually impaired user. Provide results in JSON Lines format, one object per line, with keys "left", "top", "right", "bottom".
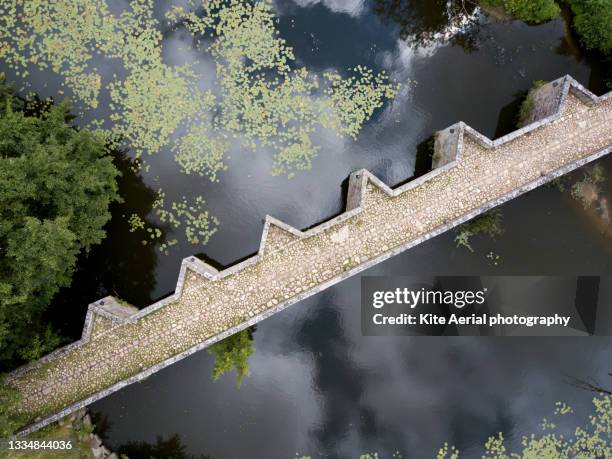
{"left": 208, "top": 327, "right": 255, "bottom": 386}
{"left": 0, "top": 83, "right": 120, "bottom": 368}
{"left": 566, "top": 0, "right": 612, "bottom": 51}
{"left": 479, "top": 0, "right": 561, "bottom": 23}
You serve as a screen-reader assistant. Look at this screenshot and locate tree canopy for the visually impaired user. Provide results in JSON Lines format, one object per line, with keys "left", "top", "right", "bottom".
{"left": 208, "top": 327, "right": 255, "bottom": 386}
{"left": 567, "top": 0, "right": 612, "bottom": 51}
{"left": 0, "top": 83, "right": 119, "bottom": 368}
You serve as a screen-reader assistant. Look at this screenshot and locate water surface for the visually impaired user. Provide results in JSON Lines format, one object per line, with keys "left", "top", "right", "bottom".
{"left": 3, "top": 0, "right": 610, "bottom": 457}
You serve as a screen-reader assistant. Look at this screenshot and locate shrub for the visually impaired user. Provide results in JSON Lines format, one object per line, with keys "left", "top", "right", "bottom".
{"left": 480, "top": 0, "right": 561, "bottom": 23}
{"left": 567, "top": 0, "right": 612, "bottom": 51}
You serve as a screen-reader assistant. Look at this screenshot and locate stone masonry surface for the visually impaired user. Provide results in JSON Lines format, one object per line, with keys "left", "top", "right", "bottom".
{"left": 8, "top": 76, "right": 612, "bottom": 436}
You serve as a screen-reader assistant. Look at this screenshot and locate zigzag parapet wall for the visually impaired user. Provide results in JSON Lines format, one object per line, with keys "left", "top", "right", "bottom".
{"left": 8, "top": 75, "right": 612, "bottom": 436}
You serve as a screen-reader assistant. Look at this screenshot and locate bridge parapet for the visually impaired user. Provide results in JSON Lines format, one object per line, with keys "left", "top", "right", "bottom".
{"left": 8, "top": 75, "right": 612, "bottom": 436}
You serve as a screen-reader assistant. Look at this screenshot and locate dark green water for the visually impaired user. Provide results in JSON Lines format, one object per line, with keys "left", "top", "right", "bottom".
{"left": 2, "top": 0, "right": 611, "bottom": 457}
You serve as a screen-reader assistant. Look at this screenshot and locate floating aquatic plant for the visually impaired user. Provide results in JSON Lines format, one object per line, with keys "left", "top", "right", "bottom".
{"left": 154, "top": 190, "right": 219, "bottom": 246}
{"left": 1, "top": 0, "right": 397, "bottom": 178}
{"left": 0, "top": 0, "right": 398, "bottom": 250}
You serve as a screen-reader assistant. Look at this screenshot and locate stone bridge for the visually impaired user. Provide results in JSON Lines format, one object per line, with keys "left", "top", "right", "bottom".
{"left": 8, "top": 75, "right": 612, "bottom": 435}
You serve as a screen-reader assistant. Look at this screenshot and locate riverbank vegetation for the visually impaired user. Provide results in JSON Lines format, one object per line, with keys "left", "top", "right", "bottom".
{"left": 479, "top": 0, "right": 561, "bottom": 23}
{"left": 565, "top": 0, "right": 612, "bottom": 51}
{"left": 479, "top": 0, "right": 612, "bottom": 52}
{"left": 2, "top": 413, "right": 95, "bottom": 458}
{"left": 375, "top": 0, "right": 611, "bottom": 53}
{"left": 0, "top": 81, "right": 119, "bottom": 369}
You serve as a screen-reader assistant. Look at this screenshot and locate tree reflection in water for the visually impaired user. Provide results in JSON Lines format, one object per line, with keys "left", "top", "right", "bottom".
{"left": 117, "top": 434, "right": 210, "bottom": 459}
{"left": 372, "top": 0, "right": 481, "bottom": 50}
{"left": 44, "top": 152, "right": 164, "bottom": 339}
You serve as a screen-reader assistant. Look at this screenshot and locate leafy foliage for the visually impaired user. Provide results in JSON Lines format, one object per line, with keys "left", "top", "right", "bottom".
{"left": 0, "top": 376, "right": 24, "bottom": 438}
{"left": 479, "top": 0, "right": 561, "bottom": 23}
{"left": 437, "top": 395, "right": 612, "bottom": 458}
{"left": 0, "top": 83, "right": 119, "bottom": 367}
{"left": 479, "top": 0, "right": 610, "bottom": 51}
{"left": 566, "top": 0, "right": 612, "bottom": 51}
{"left": 208, "top": 328, "right": 255, "bottom": 386}
{"left": 455, "top": 209, "right": 504, "bottom": 252}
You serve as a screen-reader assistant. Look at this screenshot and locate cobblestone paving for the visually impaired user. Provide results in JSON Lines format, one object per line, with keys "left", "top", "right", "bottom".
{"left": 9, "top": 86, "right": 612, "bottom": 432}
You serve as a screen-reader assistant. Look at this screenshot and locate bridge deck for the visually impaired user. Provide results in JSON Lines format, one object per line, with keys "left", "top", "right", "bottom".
{"left": 9, "top": 76, "right": 612, "bottom": 435}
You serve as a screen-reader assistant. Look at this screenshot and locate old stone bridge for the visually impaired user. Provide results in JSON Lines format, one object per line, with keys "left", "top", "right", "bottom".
{"left": 9, "top": 76, "right": 612, "bottom": 435}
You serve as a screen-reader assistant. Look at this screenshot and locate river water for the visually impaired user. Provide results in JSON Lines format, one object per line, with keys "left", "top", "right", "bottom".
{"left": 4, "top": 0, "right": 612, "bottom": 457}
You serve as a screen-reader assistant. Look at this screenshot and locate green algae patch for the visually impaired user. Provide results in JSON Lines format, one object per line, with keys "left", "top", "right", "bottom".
{"left": 0, "top": 0, "right": 398, "bottom": 180}
{"left": 169, "top": 0, "right": 398, "bottom": 177}
{"left": 154, "top": 191, "right": 219, "bottom": 246}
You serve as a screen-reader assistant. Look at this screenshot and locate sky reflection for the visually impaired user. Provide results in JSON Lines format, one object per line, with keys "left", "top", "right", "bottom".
{"left": 13, "top": 1, "right": 610, "bottom": 456}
